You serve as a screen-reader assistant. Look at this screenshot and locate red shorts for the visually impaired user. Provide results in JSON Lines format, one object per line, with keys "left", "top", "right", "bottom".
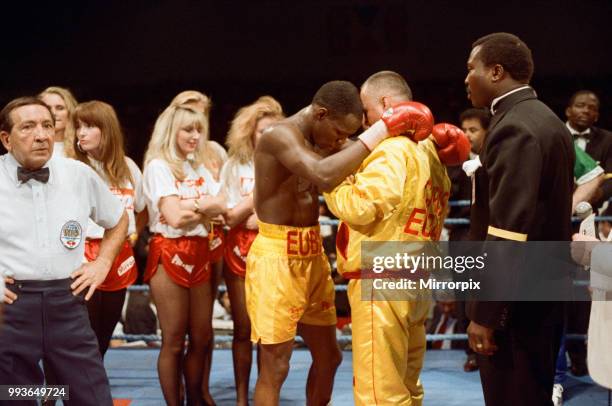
{"left": 85, "top": 239, "right": 137, "bottom": 291}
{"left": 144, "top": 235, "right": 210, "bottom": 288}
{"left": 209, "top": 226, "right": 225, "bottom": 263}
{"left": 223, "top": 225, "right": 258, "bottom": 278}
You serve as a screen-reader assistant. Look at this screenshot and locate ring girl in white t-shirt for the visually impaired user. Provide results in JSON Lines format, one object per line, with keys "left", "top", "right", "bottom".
{"left": 71, "top": 100, "right": 146, "bottom": 358}
{"left": 169, "top": 90, "right": 229, "bottom": 403}
{"left": 143, "top": 104, "right": 226, "bottom": 405}
{"left": 220, "top": 96, "right": 283, "bottom": 404}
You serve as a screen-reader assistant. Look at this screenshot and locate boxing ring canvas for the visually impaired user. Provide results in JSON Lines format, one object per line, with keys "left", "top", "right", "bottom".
{"left": 104, "top": 348, "right": 608, "bottom": 405}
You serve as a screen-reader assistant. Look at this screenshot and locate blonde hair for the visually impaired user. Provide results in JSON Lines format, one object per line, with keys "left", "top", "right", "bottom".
{"left": 38, "top": 86, "right": 78, "bottom": 156}
{"left": 170, "top": 90, "right": 212, "bottom": 116}
{"left": 144, "top": 105, "right": 210, "bottom": 180}
{"left": 170, "top": 90, "right": 224, "bottom": 176}
{"left": 226, "top": 96, "right": 283, "bottom": 164}
{"left": 72, "top": 101, "right": 133, "bottom": 188}
{"left": 221, "top": 96, "right": 283, "bottom": 191}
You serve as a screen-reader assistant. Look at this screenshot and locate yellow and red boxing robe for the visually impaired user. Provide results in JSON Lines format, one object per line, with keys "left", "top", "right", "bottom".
{"left": 324, "top": 136, "right": 451, "bottom": 406}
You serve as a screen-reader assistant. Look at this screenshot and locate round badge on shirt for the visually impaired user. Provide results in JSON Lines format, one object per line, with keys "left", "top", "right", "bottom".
{"left": 60, "top": 220, "right": 83, "bottom": 249}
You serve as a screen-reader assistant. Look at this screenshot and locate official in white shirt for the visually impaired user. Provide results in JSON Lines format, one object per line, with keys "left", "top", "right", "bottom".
{"left": 0, "top": 97, "right": 128, "bottom": 406}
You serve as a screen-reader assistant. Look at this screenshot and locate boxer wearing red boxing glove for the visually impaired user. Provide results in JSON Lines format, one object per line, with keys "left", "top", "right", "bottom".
{"left": 357, "top": 100, "right": 435, "bottom": 151}
{"left": 247, "top": 79, "right": 449, "bottom": 406}
{"left": 430, "top": 123, "right": 471, "bottom": 166}
{"left": 381, "top": 101, "right": 434, "bottom": 141}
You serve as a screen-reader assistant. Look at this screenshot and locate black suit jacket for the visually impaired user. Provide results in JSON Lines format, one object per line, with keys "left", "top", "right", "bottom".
{"left": 466, "top": 87, "right": 574, "bottom": 330}
{"left": 583, "top": 126, "right": 612, "bottom": 207}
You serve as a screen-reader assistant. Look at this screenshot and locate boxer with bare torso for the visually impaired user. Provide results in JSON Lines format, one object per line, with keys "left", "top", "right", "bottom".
{"left": 246, "top": 80, "right": 434, "bottom": 405}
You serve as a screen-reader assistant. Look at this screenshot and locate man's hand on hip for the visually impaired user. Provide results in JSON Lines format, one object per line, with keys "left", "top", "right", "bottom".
{"left": 2, "top": 277, "right": 17, "bottom": 304}
{"left": 70, "top": 257, "right": 112, "bottom": 300}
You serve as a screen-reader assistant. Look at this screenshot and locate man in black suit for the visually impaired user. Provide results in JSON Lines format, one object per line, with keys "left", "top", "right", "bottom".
{"left": 464, "top": 32, "right": 574, "bottom": 405}
{"left": 447, "top": 108, "right": 491, "bottom": 372}
{"left": 566, "top": 90, "right": 612, "bottom": 211}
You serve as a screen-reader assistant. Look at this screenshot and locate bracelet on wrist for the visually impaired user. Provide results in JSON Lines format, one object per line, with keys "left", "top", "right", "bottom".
{"left": 193, "top": 199, "right": 200, "bottom": 213}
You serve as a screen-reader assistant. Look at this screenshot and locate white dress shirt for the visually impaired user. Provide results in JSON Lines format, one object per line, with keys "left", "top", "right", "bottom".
{"left": 143, "top": 159, "right": 218, "bottom": 238}
{"left": 220, "top": 158, "right": 254, "bottom": 209}
{"left": 86, "top": 157, "right": 145, "bottom": 239}
{"left": 0, "top": 154, "right": 124, "bottom": 280}
{"left": 489, "top": 85, "right": 532, "bottom": 115}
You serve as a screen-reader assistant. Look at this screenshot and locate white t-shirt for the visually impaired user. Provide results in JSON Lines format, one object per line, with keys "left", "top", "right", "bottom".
{"left": 86, "top": 157, "right": 145, "bottom": 239}
{"left": 220, "top": 159, "right": 254, "bottom": 209}
{"left": 143, "top": 158, "right": 218, "bottom": 238}
{"left": 0, "top": 154, "right": 124, "bottom": 280}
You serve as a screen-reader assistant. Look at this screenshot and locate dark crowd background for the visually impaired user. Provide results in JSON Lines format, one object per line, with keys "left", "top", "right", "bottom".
{"left": 2, "top": 0, "right": 611, "bottom": 165}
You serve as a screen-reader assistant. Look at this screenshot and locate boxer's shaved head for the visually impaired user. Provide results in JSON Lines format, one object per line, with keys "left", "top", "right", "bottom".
{"left": 312, "top": 80, "right": 363, "bottom": 119}
{"left": 362, "top": 71, "right": 412, "bottom": 101}
{"left": 360, "top": 71, "right": 413, "bottom": 127}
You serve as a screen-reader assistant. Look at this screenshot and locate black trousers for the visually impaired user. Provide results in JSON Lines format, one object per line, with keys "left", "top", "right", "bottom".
{"left": 477, "top": 305, "right": 563, "bottom": 406}
{"left": 0, "top": 279, "right": 112, "bottom": 406}
{"left": 566, "top": 299, "right": 590, "bottom": 372}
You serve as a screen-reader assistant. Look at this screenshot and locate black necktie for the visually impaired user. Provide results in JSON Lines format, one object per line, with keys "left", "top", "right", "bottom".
{"left": 17, "top": 167, "right": 50, "bottom": 183}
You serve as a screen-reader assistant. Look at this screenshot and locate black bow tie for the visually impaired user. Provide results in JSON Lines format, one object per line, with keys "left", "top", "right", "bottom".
{"left": 17, "top": 166, "right": 50, "bottom": 183}
{"left": 573, "top": 131, "right": 592, "bottom": 140}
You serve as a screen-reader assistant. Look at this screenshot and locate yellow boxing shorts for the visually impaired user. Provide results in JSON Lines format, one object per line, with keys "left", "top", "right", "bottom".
{"left": 246, "top": 221, "right": 337, "bottom": 345}
{"left": 349, "top": 278, "right": 431, "bottom": 406}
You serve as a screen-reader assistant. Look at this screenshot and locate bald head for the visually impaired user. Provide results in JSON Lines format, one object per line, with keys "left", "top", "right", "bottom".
{"left": 360, "top": 71, "right": 413, "bottom": 127}
{"left": 361, "top": 71, "right": 413, "bottom": 101}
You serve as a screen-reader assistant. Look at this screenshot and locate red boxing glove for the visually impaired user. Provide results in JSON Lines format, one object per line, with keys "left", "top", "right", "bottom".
{"left": 431, "top": 123, "right": 471, "bottom": 166}
{"left": 381, "top": 101, "right": 434, "bottom": 142}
